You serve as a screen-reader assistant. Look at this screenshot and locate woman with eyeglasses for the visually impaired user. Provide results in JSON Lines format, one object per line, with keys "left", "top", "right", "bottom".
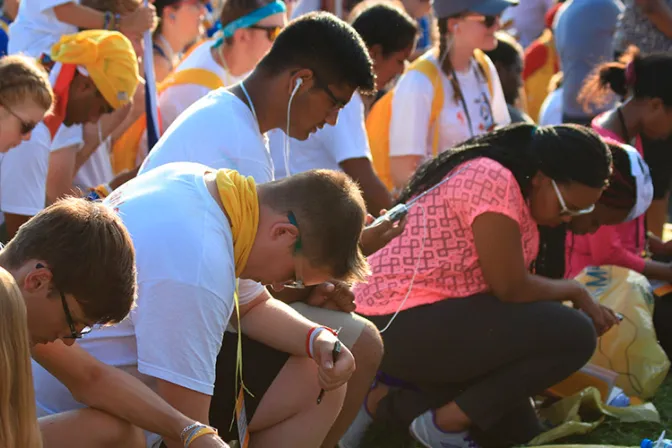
{"left": 383, "top": 0, "right": 513, "bottom": 193}
{"left": 345, "top": 124, "right": 620, "bottom": 448}
{"left": 0, "top": 55, "right": 53, "bottom": 153}
{"left": 152, "top": 0, "right": 208, "bottom": 82}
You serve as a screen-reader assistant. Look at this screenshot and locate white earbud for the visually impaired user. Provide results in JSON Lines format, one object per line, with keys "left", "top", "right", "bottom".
{"left": 291, "top": 78, "right": 303, "bottom": 96}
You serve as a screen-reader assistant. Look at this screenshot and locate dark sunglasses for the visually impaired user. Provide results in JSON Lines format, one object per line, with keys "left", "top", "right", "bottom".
{"left": 464, "top": 14, "right": 499, "bottom": 28}
{"left": 248, "top": 25, "right": 282, "bottom": 41}
{"left": 1, "top": 101, "right": 37, "bottom": 135}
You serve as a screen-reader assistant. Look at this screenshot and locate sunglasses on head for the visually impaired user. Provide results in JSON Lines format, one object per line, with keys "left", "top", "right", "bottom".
{"left": 248, "top": 24, "right": 282, "bottom": 41}
{"left": 0, "top": 101, "right": 37, "bottom": 135}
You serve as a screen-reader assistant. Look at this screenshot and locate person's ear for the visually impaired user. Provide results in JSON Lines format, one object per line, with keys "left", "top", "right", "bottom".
{"left": 270, "top": 221, "right": 300, "bottom": 247}
{"left": 23, "top": 263, "right": 53, "bottom": 295}
{"left": 288, "top": 68, "right": 314, "bottom": 96}
{"left": 368, "top": 44, "right": 384, "bottom": 64}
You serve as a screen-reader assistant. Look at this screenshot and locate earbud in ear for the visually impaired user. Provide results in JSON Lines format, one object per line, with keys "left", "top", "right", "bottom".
{"left": 291, "top": 78, "right": 303, "bottom": 96}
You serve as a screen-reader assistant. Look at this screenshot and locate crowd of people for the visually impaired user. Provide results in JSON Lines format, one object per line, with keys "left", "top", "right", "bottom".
{"left": 0, "top": 0, "right": 671, "bottom": 446}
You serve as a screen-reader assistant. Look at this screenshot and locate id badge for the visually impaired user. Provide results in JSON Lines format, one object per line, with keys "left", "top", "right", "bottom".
{"left": 236, "top": 386, "right": 249, "bottom": 448}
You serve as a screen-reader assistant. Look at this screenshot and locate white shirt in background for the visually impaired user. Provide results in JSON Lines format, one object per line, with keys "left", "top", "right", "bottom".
{"left": 8, "top": 0, "right": 79, "bottom": 57}
{"left": 290, "top": 0, "right": 319, "bottom": 19}
{"left": 269, "top": 92, "right": 371, "bottom": 180}
{"left": 32, "top": 162, "right": 265, "bottom": 446}
{"left": 389, "top": 52, "right": 510, "bottom": 162}
{"left": 74, "top": 137, "right": 115, "bottom": 189}
{"left": 137, "top": 40, "right": 247, "bottom": 164}
{"left": 501, "top": 0, "right": 555, "bottom": 48}
{"left": 140, "top": 89, "right": 273, "bottom": 183}
{"left": 538, "top": 87, "right": 563, "bottom": 126}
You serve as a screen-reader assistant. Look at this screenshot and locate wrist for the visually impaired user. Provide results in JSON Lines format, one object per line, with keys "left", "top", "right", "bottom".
{"left": 305, "top": 326, "right": 338, "bottom": 358}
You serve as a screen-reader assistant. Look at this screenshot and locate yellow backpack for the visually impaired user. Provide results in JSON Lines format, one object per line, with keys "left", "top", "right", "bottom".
{"left": 111, "top": 41, "right": 224, "bottom": 174}
{"left": 366, "top": 49, "right": 494, "bottom": 191}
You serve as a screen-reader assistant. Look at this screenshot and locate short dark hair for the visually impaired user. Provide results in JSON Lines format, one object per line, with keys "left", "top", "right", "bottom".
{"left": 258, "top": 169, "right": 370, "bottom": 284}
{"left": 258, "top": 12, "right": 377, "bottom": 95}
{"left": 485, "top": 31, "right": 523, "bottom": 68}
{"left": 2, "top": 198, "right": 137, "bottom": 325}
{"left": 351, "top": 2, "right": 418, "bottom": 57}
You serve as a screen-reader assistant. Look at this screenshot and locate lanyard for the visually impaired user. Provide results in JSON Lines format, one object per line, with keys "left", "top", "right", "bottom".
{"left": 450, "top": 62, "right": 494, "bottom": 137}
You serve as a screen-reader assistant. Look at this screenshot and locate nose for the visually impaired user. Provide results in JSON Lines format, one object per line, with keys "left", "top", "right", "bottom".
{"left": 61, "top": 337, "right": 77, "bottom": 347}
{"left": 325, "top": 108, "right": 340, "bottom": 127}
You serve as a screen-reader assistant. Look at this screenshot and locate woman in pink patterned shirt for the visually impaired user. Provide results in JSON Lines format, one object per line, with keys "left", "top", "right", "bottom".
{"left": 344, "top": 124, "right": 619, "bottom": 448}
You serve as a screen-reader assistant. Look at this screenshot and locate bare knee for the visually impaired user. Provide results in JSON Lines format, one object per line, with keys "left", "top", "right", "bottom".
{"left": 351, "top": 319, "right": 384, "bottom": 373}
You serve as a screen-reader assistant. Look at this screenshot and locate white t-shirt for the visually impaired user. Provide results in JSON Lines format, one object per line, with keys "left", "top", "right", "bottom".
{"left": 140, "top": 89, "right": 273, "bottom": 183}
{"left": 538, "top": 87, "right": 563, "bottom": 126}
{"left": 8, "top": 0, "right": 78, "bottom": 57}
{"left": 137, "top": 40, "right": 247, "bottom": 164}
{"left": 74, "top": 137, "right": 115, "bottom": 188}
{"left": 268, "top": 92, "right": 371, "bottom": 180}
{"left": 0, "top": 122, "right": 51, "bottom": 216}
{"left": 32, "top": 162, "right": 264, "bottom": 444}
{"left": 389, "top": 52, "right": 510, "bottom": 161}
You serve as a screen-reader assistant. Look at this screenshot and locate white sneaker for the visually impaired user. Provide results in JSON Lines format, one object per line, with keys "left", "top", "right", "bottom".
{"left": 409, "top": 410, "right": 480, "bottom": 448}
{"left": 338, "top": 404, "right": 374, "bottom": 448}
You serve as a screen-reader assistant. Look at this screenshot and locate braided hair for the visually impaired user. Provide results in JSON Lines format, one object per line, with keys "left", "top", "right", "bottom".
{"left": 398, "top": 123, "right": 612, "bottom": 204}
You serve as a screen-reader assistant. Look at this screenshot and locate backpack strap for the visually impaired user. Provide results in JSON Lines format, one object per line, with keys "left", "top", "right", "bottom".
{"left": 473, "top": 49, "right": 494, "bottom": 98}
{"left": 158, "top": 67, "right": 225, "bottom": 93}
{"left": 111, "top": 67, "right": 225, "bottom": 174}
{"left": 409, "top": 55, "right": 444, "bottom": 156}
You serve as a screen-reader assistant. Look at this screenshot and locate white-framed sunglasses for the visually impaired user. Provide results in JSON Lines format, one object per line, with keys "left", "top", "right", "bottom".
{"left": 552, "top": 179, "right": 595, "bottom": 217}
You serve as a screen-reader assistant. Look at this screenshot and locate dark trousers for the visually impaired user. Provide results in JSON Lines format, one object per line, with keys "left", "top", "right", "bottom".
{"left": 366, "top": 294, "right": 597, "bottom": 448}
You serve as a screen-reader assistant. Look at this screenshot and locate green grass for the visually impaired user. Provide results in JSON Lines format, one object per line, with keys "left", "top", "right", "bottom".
{"left": 362, "top": 375, "right": 672, "bottom": 447}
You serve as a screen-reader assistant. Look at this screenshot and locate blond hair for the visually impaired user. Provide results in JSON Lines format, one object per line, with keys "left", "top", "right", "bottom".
{"left": 0, "top": 55, "right": 53, "bottom": 113}
{"left": 0, "top": 268, "right": 42, "bottom": 448}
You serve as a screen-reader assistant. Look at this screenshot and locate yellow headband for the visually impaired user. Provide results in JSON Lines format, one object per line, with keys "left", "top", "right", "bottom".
{"left": 50, "top": 30, "right": 139, "bottom": 110}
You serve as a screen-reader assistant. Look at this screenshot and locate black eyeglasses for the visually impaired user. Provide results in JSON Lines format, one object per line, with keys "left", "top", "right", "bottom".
{"left": 283, "top": 211, "right": 305, "bottom": 289}
{"left": 60, "top": 289, "right": 92, "bottom": 340}
{"left": 313, "top": 76, "right": 348, "bottom": 110}
{"left": 0, "top": 100, "right": 37, "bottom": 135}
{"left": 248, "top": 25, "right": 282, "bottom": 41}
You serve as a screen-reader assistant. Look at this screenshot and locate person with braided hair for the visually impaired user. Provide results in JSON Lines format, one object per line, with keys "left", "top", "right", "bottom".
{"left": 346, "top": 123, "right": 619, "bottom": 448}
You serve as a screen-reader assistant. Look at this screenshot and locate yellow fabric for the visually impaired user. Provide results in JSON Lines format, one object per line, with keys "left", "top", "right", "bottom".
{"left": 50, "top": 30, "right": 139, "bottom": 110}
{"left": 529, "top": 387, "right": 659, "bottom": 445}
{"left": 366, "top": 49, "right": 493, "bottom": 191}
{"left": 215, "top": 169, "right": 260, "bottom": 415}
{"left": 574, "top": 265, "right": 670, "bottom": 399}
{"left": 111, "top": 67, "right": 225, "bottom": 174}
{"left": 215, "top": 169, "right": 259, "bottom": 277}
{"left": 524, "top": 29, "right": 558, "bottom": 122}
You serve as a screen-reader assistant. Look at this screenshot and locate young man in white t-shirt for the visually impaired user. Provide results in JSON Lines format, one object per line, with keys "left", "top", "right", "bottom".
{"left": 1, "top": 30, "right": 140, "bottom": 240}
{"left": 1, "top": 198, "right": 227, "bottom": 447}
{"left": 33, "top": 162, "right": 368, "bottom": 447}
{"left": 138, "top": 12, "right": 406, "bottom": 448}
{"left": 269, "top": 2, "right": 419, "bottom": 217}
